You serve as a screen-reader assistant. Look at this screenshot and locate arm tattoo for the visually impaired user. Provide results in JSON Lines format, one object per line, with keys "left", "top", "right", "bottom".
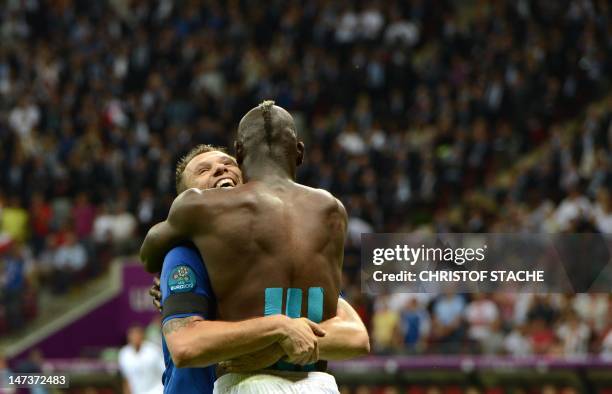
{"left": 162, "top": 316, "right": 200, "bottom": 335}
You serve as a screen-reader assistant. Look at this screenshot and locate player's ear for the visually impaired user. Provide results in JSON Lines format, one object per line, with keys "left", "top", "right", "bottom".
{"left": 296, "top": 141, "right": 305, "bottom": 167}
{"left": 234, "top": 141, "right": 244, "bottom": 166}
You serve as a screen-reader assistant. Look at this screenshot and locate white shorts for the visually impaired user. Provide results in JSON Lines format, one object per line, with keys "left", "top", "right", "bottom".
{"left": 213, "top": 371, "right": 339, "bottom": 394}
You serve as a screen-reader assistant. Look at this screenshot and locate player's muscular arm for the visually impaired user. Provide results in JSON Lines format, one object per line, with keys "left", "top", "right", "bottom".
{"left": 317, "top": 298, "right": 370, "bottom": 359}
{"left": 228, "top": 300, "right": 369, "bottom": 369}
{"left": 140, "top": 188, "right": 218, "bottom": 273}
{"left": 140, "top": 221, "right": 183, "bottom": 273}
{"left": 163, "top": 314, "right": 326, "bottom": 368}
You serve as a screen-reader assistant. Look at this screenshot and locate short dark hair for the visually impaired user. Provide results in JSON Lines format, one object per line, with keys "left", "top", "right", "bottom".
{"left": 175, "top": 144, "right": 227, "bottom": 193}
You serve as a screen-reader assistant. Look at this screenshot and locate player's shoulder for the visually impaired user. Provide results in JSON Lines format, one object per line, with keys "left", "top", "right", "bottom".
{"left": 296, "top": 184, "right": 347, "bottom": 217}
{"left": 309, "top": 186, "right": 346, "bottom": 213}
{"left": 296, "top": 183, "right": 335, "bottom": 201}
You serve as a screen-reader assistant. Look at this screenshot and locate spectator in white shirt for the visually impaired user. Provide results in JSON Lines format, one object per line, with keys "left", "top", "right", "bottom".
{"left": 51, "top": 231, "right": 87, "bottom": 294}
{"left": 572, "top": 293, "right": 609, "bottom": 333}
{"left": 384, "top": 12, "right": 419, "bottom": 47}
{"left": 335, "top": 6, "right": 358, "bottom": 43}
{"left": 112, "top": 201, "right": 137, "bottom": 244}
{"left": 8, "top": 96, "right": 40, "bottom": 139}
{"left": 554, "top": 186, "right": 592, "bottom": 231}
{"left": 556, "top": 310, "right": 591, "bottom": 356}
{"left": 504, "top": 324, "right": 532, "bottom": 356}
{"left": 92, "top": 204, "right": 115, "bottom": 244}
{"left": 360, "top": 4, "right": 384, "bottom": 39}
{"left": 53, "top": 232, "right": 87, "bottom": 271}
{"left": 465, "top": 293, "right": 499, "bottom": 343}
{"left": 337, "top": 122, "right": 366, "bottom": 155}
{"left": 118, "top": 325, "right": 164, "bottom": 394}
{"left": 92, "top": 202, "right": 137, "bottom": 250}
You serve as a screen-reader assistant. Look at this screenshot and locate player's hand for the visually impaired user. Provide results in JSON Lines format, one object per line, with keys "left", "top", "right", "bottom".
{"left": 219, "top": 344, "right": 285, "bottom": 372}
{"left": 279, "top": 317, "right": 326, "bottom": 365}
{"left": 149, "top": 277, "right": 162, "bottom": 312}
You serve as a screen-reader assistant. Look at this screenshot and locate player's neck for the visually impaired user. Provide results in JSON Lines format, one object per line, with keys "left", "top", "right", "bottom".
{"left": 243, "top": 155, "right": 295, "bottom": 182}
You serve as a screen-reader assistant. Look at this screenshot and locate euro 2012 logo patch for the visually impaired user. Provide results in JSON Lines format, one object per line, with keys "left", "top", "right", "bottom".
{"left": 168, "top": 265, "right": 196, "bottom": 293}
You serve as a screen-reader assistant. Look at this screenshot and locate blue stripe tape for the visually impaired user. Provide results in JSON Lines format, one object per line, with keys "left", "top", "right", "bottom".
{"left": 264, "top": 288, "right": 283, "bottom": 316}
{"left": 307, "top": 287, "right": 324, "bottom": 323}
{"left": 285, "top": 288, "right": 302, "bottom": 318}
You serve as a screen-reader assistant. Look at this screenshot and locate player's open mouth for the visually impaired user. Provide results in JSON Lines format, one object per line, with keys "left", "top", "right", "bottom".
{"left": 214, "top": 178, "right": 236, "bottom": 188}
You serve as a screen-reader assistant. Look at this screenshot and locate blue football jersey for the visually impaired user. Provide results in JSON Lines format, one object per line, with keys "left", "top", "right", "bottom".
{"left": 160, "top": 245, "right": 216, "bottom": 394}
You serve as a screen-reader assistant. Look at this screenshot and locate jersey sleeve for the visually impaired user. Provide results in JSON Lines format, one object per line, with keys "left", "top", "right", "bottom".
{"left": 160, "top": 245, "right": 215, "bottom": 324}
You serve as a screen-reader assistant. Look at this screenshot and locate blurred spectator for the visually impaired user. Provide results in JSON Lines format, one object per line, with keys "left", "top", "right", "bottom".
{"left": 431, "top": 293, "right": 466, "bottom": 352}
{"left": 118, "top": 325, "right": 164, "bottom": 394}
{"left": 145, "top": 315, "right": 163, "bottom": 349}
{"left": 556, "top": 310, "right": 590, "bottom": 356}
{"left": 527, "top": 295, "right": 559, "bottom": 327}
{"left": 465, "top": 294, "right": 503, "bottom": 354}
{"left": 72, "top": 193, "right": 96, "bottom": 240}
{"left": 465, "top": 294, "right": 499, "bottom": 343}
{"left": 0, "top": 355, "right": 15, "bottom": 394}
{"left": 338, "top": 123, "right": 367, "bottom": 155}
{"left": 0, "top": 242, "right": 25, "bottom": 330}
{"left": 504, "top": 324, "right": 532, "bottom": 357}
{"left": 572, "top": 294, "right": 609, "bottom": 334}
{"left": 399, "top": 298, "right": 430, "bottom": 352}
{"left": 8, "top": 96, "right": 39, "bottom": 139}
{"left": 137, "top": 189, "right": 156, "bottom": 235}
{"left": 92, "top": 204, "right": 115, "bottom": 245}
{"left": 15, "top": 349, "right": 48, "bottom": 394}
{"left": 384, "top": 12, "right": 419, "bottom": 47}
{"left": 554, "top": 186, "right": 593, "bottom": 231}
{"left": 372, "top": 297, "right": 401, "bottom": 353}
{"left": 30, "top": 193, "right": 52, "bottom": 256}
{"left": 528, "top": 318, "right": 557, "bottom": 356}
{"left": 15, "top": 349, "right": 44, "bottom": 373}
{"left": 0, "top": 197, "right": 28, "bottom": 243}
{"left": 51, "top": 231, "right": 87, "bottom": 294}
{"left": 112, "top": 200, "right": 138, "bottom": 253}
{"left": 93, "top": 201, "right": 137, "bottom": 253}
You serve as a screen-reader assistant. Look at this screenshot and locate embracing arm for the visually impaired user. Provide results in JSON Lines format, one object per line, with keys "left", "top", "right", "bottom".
{"left": 318, "top": 297, "right": 370, "bottom": 359}
{"left": 140, "top": 221, "right": 184, "bottom": 273}
{"left": 222, "top": 298, "right": 370, "bottom": 372}
{"left": 140, "top": 187, "right": 238, "bottom": 272}
{"left": 140, "top": 188, "right": 210, "bottom": 273}
{"left": 163, "top": 315, "right": 286, "bottom": 368}
{"left": 163, "top": 314, "right": 325, "bottom": 368}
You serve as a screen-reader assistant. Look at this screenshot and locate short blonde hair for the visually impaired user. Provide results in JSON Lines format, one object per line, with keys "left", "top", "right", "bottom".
{"left": 175, "top": 144, "right": 228, "bottom": 193}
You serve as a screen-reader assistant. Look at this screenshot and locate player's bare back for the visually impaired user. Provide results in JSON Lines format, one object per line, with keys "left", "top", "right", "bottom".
{"left": 156, "top": 178, "right": 347, "bottom": 323}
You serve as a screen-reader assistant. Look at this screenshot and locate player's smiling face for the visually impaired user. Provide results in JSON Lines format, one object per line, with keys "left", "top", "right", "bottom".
{"left": 185, "top": 151, "right": 243, "bottom": 190}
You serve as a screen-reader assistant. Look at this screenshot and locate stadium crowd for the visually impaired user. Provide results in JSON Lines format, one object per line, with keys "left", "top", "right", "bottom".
{"left": 0, "top": 0, "right": 611, "bottom": 361}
